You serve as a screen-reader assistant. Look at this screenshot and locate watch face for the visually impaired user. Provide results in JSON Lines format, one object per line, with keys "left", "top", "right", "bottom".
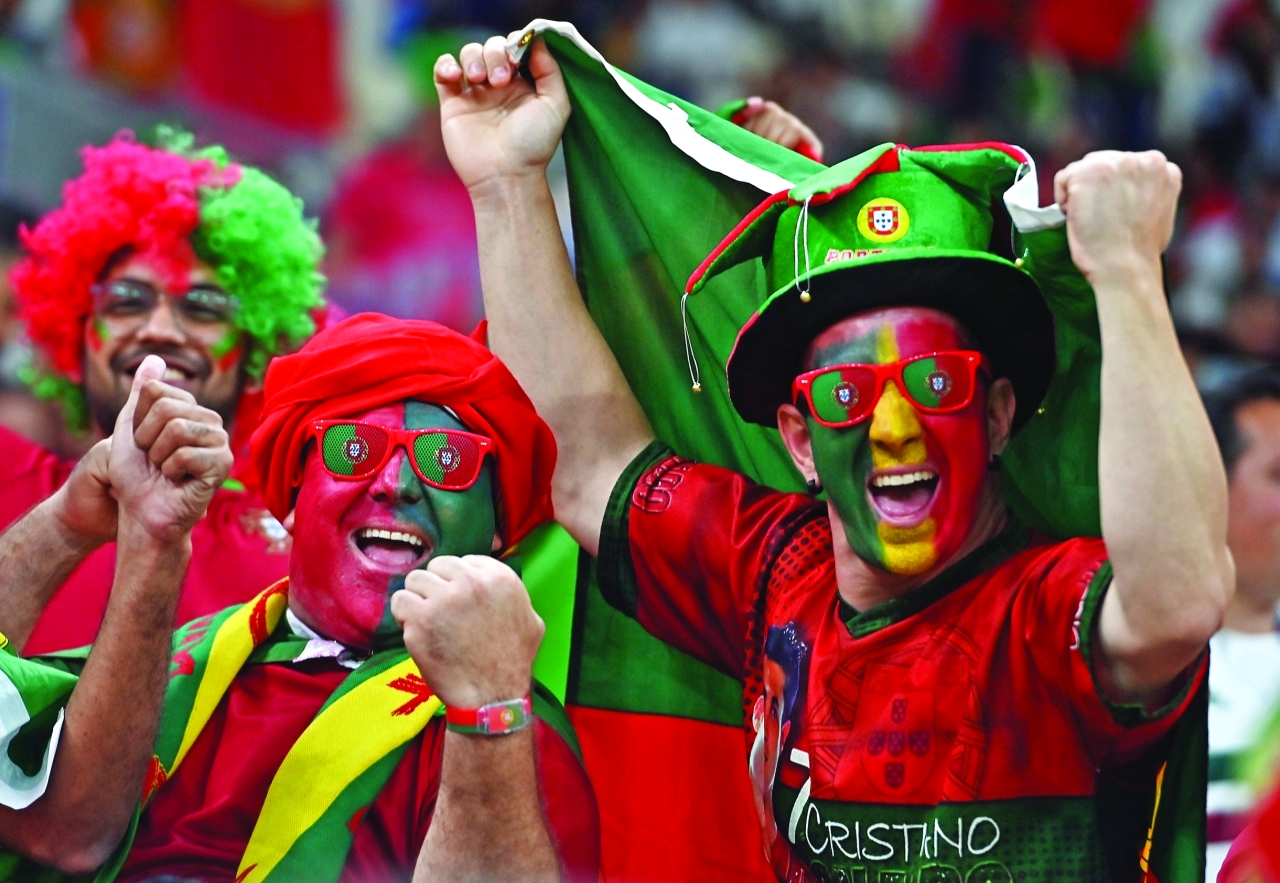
{"left": 479, "top": 698, "right": 531, "bottom": 734}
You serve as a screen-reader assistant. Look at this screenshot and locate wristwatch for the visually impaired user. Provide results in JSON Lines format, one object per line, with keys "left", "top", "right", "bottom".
{"left": 445, "top": 696, "right": 533, "bottom": 736}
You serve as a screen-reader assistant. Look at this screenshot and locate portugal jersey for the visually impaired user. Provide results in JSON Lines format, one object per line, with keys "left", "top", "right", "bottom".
{"left": 598, "top": 444, "right": 1204, "bottom": 883}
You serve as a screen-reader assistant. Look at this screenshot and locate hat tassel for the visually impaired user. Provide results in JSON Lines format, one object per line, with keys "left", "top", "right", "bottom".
{"left": 793, "top": 196, "right": 813, "bottom": 303}
{"left": 680, "top": 292, "right": 702, "bottom": 393}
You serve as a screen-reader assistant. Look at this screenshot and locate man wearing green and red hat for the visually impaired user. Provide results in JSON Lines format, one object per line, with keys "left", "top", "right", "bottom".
{"left": 437, "top": 35, "right": 1230, "bottom": 882}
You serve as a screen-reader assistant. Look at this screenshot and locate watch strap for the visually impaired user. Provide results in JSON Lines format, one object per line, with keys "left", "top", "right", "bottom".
{"left": 445, "top": 695, "right": 533, "bottom": 736}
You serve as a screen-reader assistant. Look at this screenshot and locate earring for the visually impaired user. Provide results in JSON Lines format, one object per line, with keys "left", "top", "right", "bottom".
{"left": 806, "top": 478, "right": 823, "bottom": 495}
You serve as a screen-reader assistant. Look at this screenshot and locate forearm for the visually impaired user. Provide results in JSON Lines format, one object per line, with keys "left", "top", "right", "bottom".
{"left": 0, "top": 521, "right": 187, "bottom": 872}
{"left": 0, "top": 494, "right": 100, "bottom": 652}
{"left": 1095, "top": 259, "right": 1231, "bottom": 690}
{"left": 471, "top": 175, "right": 653, "bottom": 553}
{"left": 414, "top": 729, "right": 559, "bottom": 883}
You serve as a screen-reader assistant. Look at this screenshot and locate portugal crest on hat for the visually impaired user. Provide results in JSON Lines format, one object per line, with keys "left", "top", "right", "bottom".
{"left": 857, "top": 197, "right": 909, "bottom": 243}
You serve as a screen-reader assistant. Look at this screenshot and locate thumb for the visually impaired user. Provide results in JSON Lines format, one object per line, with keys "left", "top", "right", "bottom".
{"left": 114, "top": 355, "right": 165, "bottom": 445}
{"left": 527, "top": 39, "right": 564, "bottom": 98}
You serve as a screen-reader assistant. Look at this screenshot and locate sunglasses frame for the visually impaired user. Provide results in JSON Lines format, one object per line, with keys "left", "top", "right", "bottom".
{"left": 309, "top": 419, "right": 494, "bottom": 492}
{"left": 791, "top": 350, "right": 991, "bottom": 429}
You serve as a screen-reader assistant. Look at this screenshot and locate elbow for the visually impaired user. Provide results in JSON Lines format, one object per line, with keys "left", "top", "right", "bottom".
{"left": 20, "top": 821, "right": 124, "bottom": 875}
{"left": 1158, "top": 549, "right": 1235, "bottom": 650}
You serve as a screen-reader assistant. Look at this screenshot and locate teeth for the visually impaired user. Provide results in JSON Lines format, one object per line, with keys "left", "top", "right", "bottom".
{"left": 163, "top": 368, "right": 186, "bottom": 382}
{"left": 871, "top": 470, "right": 937, "bottom": 488}
{"left": 357, "top": 528, "right": 424, "bottom": 549}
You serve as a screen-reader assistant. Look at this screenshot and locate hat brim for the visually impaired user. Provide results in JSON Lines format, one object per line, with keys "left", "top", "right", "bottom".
{"left": 726, "top": 251, "right": 1056, "bottom": 428}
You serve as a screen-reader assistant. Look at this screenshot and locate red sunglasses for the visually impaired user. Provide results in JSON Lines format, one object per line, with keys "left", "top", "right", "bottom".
{"left": 309, "top": 420, "right": 493, "bottom": 491}
{"left": 791, "top": 350, "right": 990, "bottom": 428}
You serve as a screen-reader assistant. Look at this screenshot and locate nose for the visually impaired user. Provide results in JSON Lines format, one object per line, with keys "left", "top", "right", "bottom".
{"left": 368, "top": 445, "right": 423, "bottom": 504}
{"left": 869, "top": 381, "right": 926, "bottom": 464}
{"left": 133, "top": 298, "right": 186, "bottom": 345}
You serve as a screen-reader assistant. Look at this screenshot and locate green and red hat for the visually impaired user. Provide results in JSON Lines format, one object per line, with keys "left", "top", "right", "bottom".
{"left": 687, "top": 141, "right": 1056, "bottom": 428}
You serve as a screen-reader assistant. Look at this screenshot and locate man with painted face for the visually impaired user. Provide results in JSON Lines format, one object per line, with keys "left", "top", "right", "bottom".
{"left": 437, "top": 36, "right": 1232, "bottom": 882}
{"left": 1, "top": 131, "right": 324, "bottom": 654}
{"left": 89, "top": 313, "right": 597, "bottom": 883}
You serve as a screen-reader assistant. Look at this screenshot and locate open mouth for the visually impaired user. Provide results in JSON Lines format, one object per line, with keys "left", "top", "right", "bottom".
{"left": 352, "top": 527, "right": 430, "bottom": 570}
{"left": 867, "top": 468, "right": 939, "bottom": 524}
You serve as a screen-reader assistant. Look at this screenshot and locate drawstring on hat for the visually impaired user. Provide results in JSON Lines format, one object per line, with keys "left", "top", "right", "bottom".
{"left": 794, "top": 196, "right": 813, "bottom": 303}
{"left": 680, "top": 290, "right": 702, "bottom": 393}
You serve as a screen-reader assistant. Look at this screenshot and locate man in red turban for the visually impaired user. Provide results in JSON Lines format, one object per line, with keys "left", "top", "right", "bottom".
{"left": 55, "top": 313, "right": 597, "bottom": 882}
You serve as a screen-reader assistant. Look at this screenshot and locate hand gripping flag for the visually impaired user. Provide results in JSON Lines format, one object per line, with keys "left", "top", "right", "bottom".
{"left": 509, "top": 19, "right": 1207, "bottom": 883}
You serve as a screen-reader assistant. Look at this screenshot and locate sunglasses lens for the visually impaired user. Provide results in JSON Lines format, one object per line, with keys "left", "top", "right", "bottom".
{"left": 412, "top": 431, "right": 483, "bottom": 489}
{"left": 810, "top": 367, "right": 873, "bottom": 425}
{"left": 902, "top": 354, "right": 971, "bottom": 410}
{"left": 321, "top": 423, "right": 388, "bottom": 477}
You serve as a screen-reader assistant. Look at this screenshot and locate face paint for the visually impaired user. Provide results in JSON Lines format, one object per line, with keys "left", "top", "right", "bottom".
{"left": 87, "top": 318, "right": 110, "bottom": 352}
{"left": 211, "top": 327, "right": 242, "bottom": 373}
{"left": 288, "top": 401, "right": 497, "bottom": 650}
{"left": 804, "top": 308, "right": 991, "bottom": 577}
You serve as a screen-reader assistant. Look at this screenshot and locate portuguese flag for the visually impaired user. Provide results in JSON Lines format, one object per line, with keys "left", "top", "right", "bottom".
{"left": 512, "top": 19, "right": 1207, "bottom": 883}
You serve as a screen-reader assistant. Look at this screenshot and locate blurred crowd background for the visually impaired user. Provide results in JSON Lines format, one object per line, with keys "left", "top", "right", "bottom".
{"left": 0, "top": 0, "right": 1276, "bottom": 451}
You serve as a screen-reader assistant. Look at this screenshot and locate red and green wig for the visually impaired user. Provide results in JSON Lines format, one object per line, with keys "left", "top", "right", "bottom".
{"left": 11, "top": 128, "right": 325, "bottom": 429}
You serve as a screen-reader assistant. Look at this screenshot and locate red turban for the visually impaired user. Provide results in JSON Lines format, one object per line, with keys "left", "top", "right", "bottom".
{"left": 250, "top": 313, "right": 556, "bottom": 549}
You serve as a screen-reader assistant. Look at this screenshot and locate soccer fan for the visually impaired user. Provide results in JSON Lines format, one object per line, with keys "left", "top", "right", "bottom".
{"left": 436, "top": 36, "right": 1230, "bottom": 881}
{"left": 0, "top": 355, "right": 232, "bottom": 873}
{"left": 0, "top": 313, "right": 598, "bottom": 881}
{"left": 1201, "top": 368, "right": 1280, "bottom": 879}
{"left": 2, "top": 131, "right": 324, "bottom": 654}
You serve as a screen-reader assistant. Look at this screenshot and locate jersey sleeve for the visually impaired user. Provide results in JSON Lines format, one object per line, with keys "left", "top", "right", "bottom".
{"left": 597, "top": 441, "right": 819, "bottom": 680}
{"left": 1018, "top": 538, "right": 1207, "bottom": 767}
{"left": 0, "top": 637, "right": 79, "bottom": 809}
{"left": 0, "top": 425, "right": 72, "bottom": 534}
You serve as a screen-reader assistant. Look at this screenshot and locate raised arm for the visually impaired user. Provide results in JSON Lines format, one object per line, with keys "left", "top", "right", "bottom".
{"left": 1056, "top": 152, "right": 1233, "bottom": 705}
{"left": 0, "top": 355, "right": 232, "bottom": 872}
{"left": 436, "top": 36, "right": 654, "bottom": 555}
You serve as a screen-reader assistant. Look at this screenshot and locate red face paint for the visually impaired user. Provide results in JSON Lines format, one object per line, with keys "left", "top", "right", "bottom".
{"left": 805, "top": 307, "right": 992, "bottom": 575}
{"left": 287, "top": 402, "right": 497, "bottom": 650}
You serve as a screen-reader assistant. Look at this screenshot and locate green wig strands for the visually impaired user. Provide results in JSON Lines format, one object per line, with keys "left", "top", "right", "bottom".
{"left": 183, "top": 140, "right": 325, "bottom": 379}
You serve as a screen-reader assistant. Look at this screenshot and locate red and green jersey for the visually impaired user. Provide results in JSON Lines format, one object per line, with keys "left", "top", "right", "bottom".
{"left": 598, "top": 444, "right": 1205, "bottom": 882}
{"left": 0, "top": 425, "right": 291, "bottom": 654}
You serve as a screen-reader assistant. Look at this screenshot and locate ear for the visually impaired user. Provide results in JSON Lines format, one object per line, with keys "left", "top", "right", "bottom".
{"left": 491, "top": 531, "right": 503, "bottom": 553}
{"left": 777, "top": 403, "right": 818, "bottom": 484}
{"left": 986, "top": 378, "right": 1016, "bottom": 457}
{"left": 752, "top": 694, "right": 766, "bottom": 732}
{"left": 282, "top": 510, "right": 296, "bottom": 534}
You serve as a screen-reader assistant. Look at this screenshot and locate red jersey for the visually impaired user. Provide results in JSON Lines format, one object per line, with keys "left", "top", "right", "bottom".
{"left": 598, "top": 445, "right": 1204, "bottom": 882}
{"left": 0, "top": 425, "right": 291, "bottom": 653}
{"left": 120, "top": 655, "right": 599, "bottom": 882}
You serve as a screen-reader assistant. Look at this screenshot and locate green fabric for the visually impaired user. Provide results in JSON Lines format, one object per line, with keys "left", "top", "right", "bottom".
{"left": 521, "top": 522, "right": 578, "bottom": 702}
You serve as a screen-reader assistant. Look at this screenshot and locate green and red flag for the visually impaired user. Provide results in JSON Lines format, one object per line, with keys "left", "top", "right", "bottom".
{"left": 510, "top": 19, "right": 1205, "bottom": 883}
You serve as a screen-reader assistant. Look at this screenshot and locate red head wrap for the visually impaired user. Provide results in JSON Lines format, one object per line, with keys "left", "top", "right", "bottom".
{"left": 250, "top": 313, "right": 556, "bottom": 550}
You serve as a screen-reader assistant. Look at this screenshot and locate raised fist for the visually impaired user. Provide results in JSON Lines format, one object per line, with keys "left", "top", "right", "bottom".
{"left": 1054, "top": 150, "right": 1182, "bottom": 285}
{"left": 391, "top": 555, "right": 544, "bottom": 710}
{"left": 435, "top": 33, "right": 570, "bottom": 195}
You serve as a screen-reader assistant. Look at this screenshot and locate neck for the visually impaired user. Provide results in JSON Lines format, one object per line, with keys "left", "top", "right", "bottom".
{"left": 832, "top": 478, "right": 1008, "bottom": 611}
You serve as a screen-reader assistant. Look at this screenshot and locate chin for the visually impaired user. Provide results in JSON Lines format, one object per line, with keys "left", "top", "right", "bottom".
{"left": 877, "top": 519, "right": 939, "bottom": 575}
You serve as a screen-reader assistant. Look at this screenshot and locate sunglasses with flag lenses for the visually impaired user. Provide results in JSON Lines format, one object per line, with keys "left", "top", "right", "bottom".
{"left": 310, "top": 420, "right": 493, "bottom": 492}
{"left": 792, "top": 350, "right": 990, "bottom": 428}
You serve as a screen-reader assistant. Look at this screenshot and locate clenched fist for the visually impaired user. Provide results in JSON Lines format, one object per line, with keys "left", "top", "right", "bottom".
{"left": 1054, "top": 150, "right": 1182, "bottom": 287}
{"left": 391, "top": 555, "right": 545, "bottom": 710}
